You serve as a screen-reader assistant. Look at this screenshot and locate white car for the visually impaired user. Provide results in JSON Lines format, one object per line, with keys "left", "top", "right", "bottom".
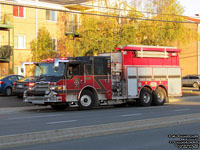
{"left": 182, "top": 75, "right": 200, "bottom": 88}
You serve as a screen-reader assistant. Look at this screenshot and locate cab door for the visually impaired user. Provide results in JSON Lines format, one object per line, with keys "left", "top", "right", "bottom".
{"left": 83, "top": 61, "right": 94, "bottom": 88}
{"left": 94, "top": 57, "right": 112, "bottom": 99}
{"left": 66, "top": 62, "right": 83, "bottom": 95}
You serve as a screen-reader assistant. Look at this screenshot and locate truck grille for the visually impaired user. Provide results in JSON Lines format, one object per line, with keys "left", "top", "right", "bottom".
{"left": 35, "top": 82, "right": 50, "bottom": 92}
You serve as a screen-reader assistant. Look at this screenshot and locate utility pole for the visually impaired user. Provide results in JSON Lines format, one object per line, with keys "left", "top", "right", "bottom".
{"left": 197, "top": 23, "right": 199, "bottom": 74}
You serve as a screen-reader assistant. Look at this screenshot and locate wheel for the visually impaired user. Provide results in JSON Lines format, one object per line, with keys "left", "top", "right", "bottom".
{"left": 5, "top": 87, "right": 12, "bottom": 96}
{"left": 138, "top": 87, "right": 152, "bottom": 106}
{"left": 17, "top": 94, "right": 23, "bottom": 99}
{"left": 114, "top": 103, "right": 127, "bottom": 107}
{"left": 152, "top": 87, "right": 167, "bottom": 106}
{"left": 51, "top": 104, "right": 69, "bottom": 111}
{"left": 193, "top": 82, "right": 198, "bottom": 88}
{"left": 78, "top": 90, "right": 96, "bottom": 110}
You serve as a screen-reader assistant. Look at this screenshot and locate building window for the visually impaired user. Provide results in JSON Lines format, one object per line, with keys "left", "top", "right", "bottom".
{"left": 66, "top": 13, "right": 79, "bottom": 33}
{"left": 13, "top": 6, "right": 25, "bottom": 18}
{"left": 0, "top": 4, "right": 1, "bottom": 22}
{"left": 51, "top": 38, "right": 57, "bottom": 50}
{"left": 14, "top": 35, "right": 26, "bottom": 49}
{"left": 46, "top": 10, "right": 57, "bottom": 21}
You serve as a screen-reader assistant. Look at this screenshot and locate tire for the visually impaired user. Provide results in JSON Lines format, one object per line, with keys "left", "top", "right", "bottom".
{"left": 138, "top": 87, "right": 152, "bottom": 106}
{"left": 152, "top": 87, "right": 167, "bottom": 106}
{"left": 193, "top": 82, "right": 198, "bottom": 88}
{"left": 17, "top": 94, "right": 23, "bottom": 99}
{"left": 51, "top": 104, "right": 69, "bottom": 111}
{"left": 114, "top": 103, "right": 127, "bottom": 107}
{"left": 78, "top": 90, "right": 96, "bottom": 110}
{"left": 5, "top": 87, "right": 12, "bottom": 96}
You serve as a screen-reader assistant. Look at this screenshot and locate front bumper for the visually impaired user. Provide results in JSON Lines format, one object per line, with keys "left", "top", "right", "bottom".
{"left": 13, "top": 89, "right": 25, "bottom": 95}
{"left": 24, "top": 90, "right": 62, "bottom": 105}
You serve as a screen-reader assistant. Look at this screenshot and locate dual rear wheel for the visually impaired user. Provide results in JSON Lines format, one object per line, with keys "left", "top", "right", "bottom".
{"left": 138, "top": 87, "right": 167, "bottom": 106}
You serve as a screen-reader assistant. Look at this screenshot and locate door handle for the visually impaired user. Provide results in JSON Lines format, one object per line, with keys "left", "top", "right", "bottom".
{"left": 80, "top": 80, "right": 83, "bottom": 84}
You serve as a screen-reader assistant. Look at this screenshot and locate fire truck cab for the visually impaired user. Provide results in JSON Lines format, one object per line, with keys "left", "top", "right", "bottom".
{"left": 22, "top": 45, "right": 182, "bottom": 110}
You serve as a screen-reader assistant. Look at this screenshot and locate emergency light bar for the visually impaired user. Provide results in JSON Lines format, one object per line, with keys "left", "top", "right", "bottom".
{"left": 54, "top": 58, "right": 69, "bottom": 71}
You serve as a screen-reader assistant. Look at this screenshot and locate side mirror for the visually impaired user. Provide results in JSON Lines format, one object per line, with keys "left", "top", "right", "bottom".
{"left": 21, "top": 68, "right": 24, "bottom": 73}
{"left": 21, "top": 62, "right": 35, "bottom": 74}
{"left": 54, "top": 66, "right": 58, "bottom": 72}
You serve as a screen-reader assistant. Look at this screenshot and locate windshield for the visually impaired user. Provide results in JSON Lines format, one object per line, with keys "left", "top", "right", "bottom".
{"left": 34, "top": 63, "right": 65, "bottom": 77}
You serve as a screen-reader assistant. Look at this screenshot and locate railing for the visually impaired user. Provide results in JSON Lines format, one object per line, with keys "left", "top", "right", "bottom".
{"left": 0, "top": 13, "right": 13, "bottom": 27}
{"left": 0, "top": 45, "right": 13, "bottom": 59}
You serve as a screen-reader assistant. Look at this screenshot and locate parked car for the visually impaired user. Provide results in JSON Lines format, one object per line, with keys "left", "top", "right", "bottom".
{"left": 0, "top": 75, "right": 24, "bottom": 96}
{"left": 182, "top": 75, "right": 200, "bottom": 88}
{"left": 13, "top": 77, "right": 35, "bottom": 98}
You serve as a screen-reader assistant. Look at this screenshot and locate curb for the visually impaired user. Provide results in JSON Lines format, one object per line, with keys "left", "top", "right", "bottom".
{"left": 182, "top": 90, "right": 200, "bottom": 96}
{"left": 1, "top": 113, "right": 200, "bottom": 149}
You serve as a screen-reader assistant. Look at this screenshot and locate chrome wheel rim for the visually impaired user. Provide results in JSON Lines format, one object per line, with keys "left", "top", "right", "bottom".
{"left": 6, "top": 88, "right": 11, "bottom": 96}
{"left": 143, "top": 92, "right": 150, "bottom": 103}
{"left": 80, "top": 95, "right": 92, "bottom": 107}
{"left": 157, "top": 92, "right": 164, "bottom": 102}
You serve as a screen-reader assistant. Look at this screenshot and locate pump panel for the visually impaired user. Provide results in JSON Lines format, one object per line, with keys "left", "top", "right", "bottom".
{"left": 127, "top": 67, "right": 138, "bottom": 97}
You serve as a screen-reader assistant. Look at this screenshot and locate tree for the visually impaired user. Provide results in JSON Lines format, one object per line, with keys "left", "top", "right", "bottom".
{"left": 30, "top": 27, "right": 57, "bottom": 62}
{"left": 74, "top": 8, "right": 140, "bottom": 56}
{"left": 137, "top": 0, "right": 196, "bottom": 46}
{"left": 74, "top": 15, "right": 119, "bottom": 56}
{"left": 67, "top": 0, "right": 195, "bottom": 56}
{"left": 57, "top": 12, "right": 75, "bottom": 57}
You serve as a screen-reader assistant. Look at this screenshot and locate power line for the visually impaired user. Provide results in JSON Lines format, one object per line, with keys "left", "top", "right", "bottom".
{"left": 0, "top": 1, "right": 198, "bottom": 24}
{"left": 80, "top": 3, "right": 187, "bottom": 18}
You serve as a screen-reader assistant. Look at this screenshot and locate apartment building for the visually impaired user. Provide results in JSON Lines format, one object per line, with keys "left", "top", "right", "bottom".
{"left": 0, "top": 0, "right": 62, "bottom": 75}
{"left": 178, "top": 17, "right": 200, "bottom": 76}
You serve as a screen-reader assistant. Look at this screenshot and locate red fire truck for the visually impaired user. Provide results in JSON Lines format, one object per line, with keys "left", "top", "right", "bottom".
{"left": 21, "top": 45, "right": 182, "bottom": 110}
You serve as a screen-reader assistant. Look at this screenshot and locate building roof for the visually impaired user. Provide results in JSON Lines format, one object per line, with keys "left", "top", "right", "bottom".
{"left": 39, "top": 0, "right": 92, "bottom": 5}
{"left": 187, "top": 17, "right": 200, "bottom": 23}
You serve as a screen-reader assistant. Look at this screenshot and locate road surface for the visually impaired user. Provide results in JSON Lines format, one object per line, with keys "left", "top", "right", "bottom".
{"left": 0, "top": 95, "right": 200, "bottom": 149}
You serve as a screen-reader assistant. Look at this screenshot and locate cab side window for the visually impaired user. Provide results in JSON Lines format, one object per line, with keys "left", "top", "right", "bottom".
{"left": 94, "top": 58, "right": 105, "bottom": 75}
{"left": 85, "top": 64, "right": 92, "bottom": 75}
{"left": 67, "top": 64, "right": 80, "bottom": 78}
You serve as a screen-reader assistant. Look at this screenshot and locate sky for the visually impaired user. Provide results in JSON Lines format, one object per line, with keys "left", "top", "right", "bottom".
{"left": 125, "top": 0, "right": 200, "bottom": 17}
{"left": 178, "top": 0, "right": 200, "bottom": 17}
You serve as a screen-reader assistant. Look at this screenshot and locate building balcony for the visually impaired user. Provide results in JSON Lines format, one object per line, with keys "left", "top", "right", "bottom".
{"left": 0, "top": 45, "right": 12, "bottom": 62}
{"left": 0, "top": 13, "right": 13, "bottom": 30}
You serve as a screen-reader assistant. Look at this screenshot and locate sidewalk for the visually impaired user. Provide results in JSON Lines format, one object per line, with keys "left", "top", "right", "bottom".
{"left": 182, "top": 87, "right": 200, "bottom": 96}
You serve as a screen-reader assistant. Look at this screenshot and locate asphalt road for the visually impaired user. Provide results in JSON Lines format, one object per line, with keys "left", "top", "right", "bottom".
{"left": 1, "top": 95, "right": 200, "bottom": 136}
{"left": 4, "top": 122, "right": 200, "bottom": 150}
{"left": 0, "top": 88, "right": 200, "bottom": 149}
{"left": 0, "top": 95, "right": 32, "bottom": 108}
{"left": 0, "top": 87, "right": 198, "bottom": 108}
